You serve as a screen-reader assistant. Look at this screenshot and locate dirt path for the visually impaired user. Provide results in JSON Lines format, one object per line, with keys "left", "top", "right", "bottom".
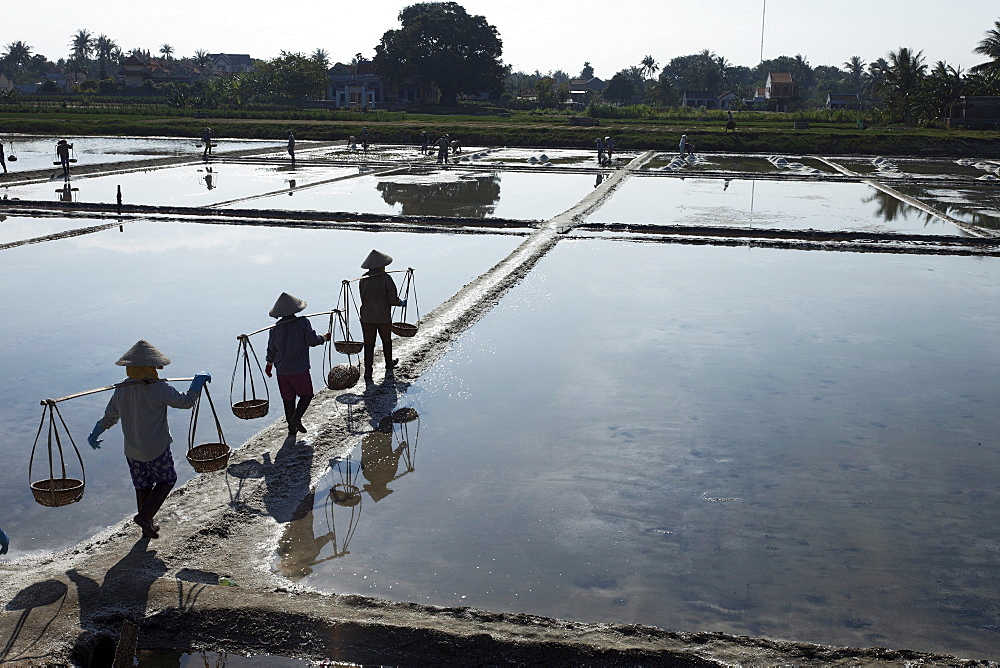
{"left": 0, "top": 152, "right": 994, "bottom": 667}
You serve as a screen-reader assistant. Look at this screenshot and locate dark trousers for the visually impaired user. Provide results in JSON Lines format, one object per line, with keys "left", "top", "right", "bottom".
{"left": 362, "top": 321, "right": 393, "bottom": 378}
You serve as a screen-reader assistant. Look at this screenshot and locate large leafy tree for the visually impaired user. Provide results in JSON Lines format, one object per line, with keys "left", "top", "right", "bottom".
{"left": 253, "top": 51, "right": 328, "bottom": 102}
{"left": 971, "top": 19, "right": 1000, "bottom": 74}
{"left": 374, "top": 2, "right": 505, "bottom": 106}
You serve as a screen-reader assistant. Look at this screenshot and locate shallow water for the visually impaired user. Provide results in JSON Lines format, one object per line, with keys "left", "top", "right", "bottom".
{"left": 0, "top": 214, "right": 112, "bottom": 245}
{"left": 0, "top": 220, "right": 521, "bottom": 556}
{"left": 220, "top": 170, "right": 598, "bottom": 220}
{"left": 138, "top": 649, "right": 308, "bottom": 666}
{"left": 893, "top": 184, "right": 1000, "bottom": 231}
{"left": 277, "top": 240, "right": 1000, "bottom": 658}
{"left": 0, "top": 135, "right": 284, "bottom": 174}
{"left": 0, "top": 163, "right": 358, "bottom": 208}
{"left": 588, "top": 176, "right": 971, "bottom": 235}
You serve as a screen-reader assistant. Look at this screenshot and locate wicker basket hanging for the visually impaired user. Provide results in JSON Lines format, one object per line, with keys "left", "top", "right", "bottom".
{"left": 230, "top": 335, "right": 269, "bottom": 420}
{"left": 323, "top": 310, "right": 362, "bottom": 391}
{"left": 28, "top": 402, "right": 86, "bottom": 508}
{"left": 334, "top": 282, "right": 364, "bottom": 354}
{"left": 391, "top": 268, "right": 420, "bottom": 337}
{"left": 187, "top": 386, "right": 231, "bottom": 473}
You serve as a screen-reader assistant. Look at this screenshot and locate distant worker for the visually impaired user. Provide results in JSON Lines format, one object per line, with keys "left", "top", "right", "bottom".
{"left": 605, "top": 136, "right": 615, "bottom": 164}
{"left": 87, "top": 340, "right": 211, "bottom": 539}
{"left": 725, "top": 111, "right": 736, "bottom": 133}
{"left": 286, "top": 130, "right": 296, "bottom": 162}
{"left": 595, "top": 136, "right": 605, "bottom": 165}
{"left": 0, "top": 146, "right": 6, "bottom": 174}
{"left": 359, "top": 249, "right": 406, "bottom": 384}
{"left": 436, "top": 134, "right": 450, "bottom": 164}
{"left": 420, "top": 131, "right": 429, "bottom": 155}
{"left": 264, "top": 292, "right": 330, "bottom": 438}
{"left": 0, "top": 526, "right": 9, "bottom": 555}
{"left": 202, "top": 127, "right": 213, "bottom": 156}
{"left": 361, "top": 126, "right": 370, "bottom": 153}
{"left": 56, "top": 139, "right": 73, "bottom": 174}
{"left": 348, "top": 135, "right": 357, "bottom": 151}
{"left": 679, "top": 134, "right": 688, "bottom": 156}
{"left": 450, "top": 136, "right": 462, "bottom": 155}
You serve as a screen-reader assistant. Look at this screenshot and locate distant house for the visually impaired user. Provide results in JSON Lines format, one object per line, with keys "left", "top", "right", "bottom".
{"left": 208, "top": 54, "right": 254, "bottom": 74}
{"left": 946, "top": 96, "right": 1000, "bottom": 130}
{"left": 0, "top": 74, "right": 12, "bottom": 91}
{"left": 827, "top": 93, "right": 859, "bottom": 110}
{"left": 326, "top": 61, "right": 439, "bottom": 109}
{"left": 119, "top": 53, "right": 212, "bottom": 87}
{"left": 43, "top": 72, "right": 87, "bottom": 93}
{"left": 765, "top": 72, "right": 794, "bottom": 111}
{"left": 567, "top": 77, "right": 606, "bottom": 104}
{"left": 682, "top": 91, "right": 717, "bottom": 108}
{"left": 682, "top": 91, "right": 738, "bottom": 110}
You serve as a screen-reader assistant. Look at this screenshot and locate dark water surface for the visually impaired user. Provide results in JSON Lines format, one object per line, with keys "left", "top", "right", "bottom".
{"left": 278, "top": 240, "right": 1000, "bottom": 658}
{"left": 0, "top": 221, "right": 521, "bottom": 556}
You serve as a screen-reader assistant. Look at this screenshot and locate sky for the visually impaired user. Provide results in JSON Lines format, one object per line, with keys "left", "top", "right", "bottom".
{"left": 6, "top": 0, "right": 998, "bottom": 77}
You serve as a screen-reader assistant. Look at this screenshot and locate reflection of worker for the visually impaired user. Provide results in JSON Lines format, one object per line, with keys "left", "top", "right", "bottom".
{"left": 359, "top": 250, "right": 405, "bottom": 383}
{"left": 58, "top": 182, "right": 74, "bottom": 202}
{"left": 361, "top": 428, "right": 406, "bottom": 501}
{"left": 276, "top": 491, "right": 334, "bottom": 580}
{"left": 265, "top": 292, "right": 330, "bottom": 438}
{"left": 202, "top": 127, "right": 213, "bottom": 156}
{"left": 87, "top": 340, "right": 211, "bottom": 539}
{"left": 204, "top": 167, "right": 215, "bottom": 190}
{"left": 287, "top": 130, "right": 296, "bottom": 161}
{"left": 56, "top": 139, "right": 73, "bottom": 173}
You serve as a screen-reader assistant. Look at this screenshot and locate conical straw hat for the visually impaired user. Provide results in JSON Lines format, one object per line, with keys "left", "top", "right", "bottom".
{"left": 269, "top": 292, "right": 307, "bottom": 318}
{"left": 116, "top": 340, "right": 171, "bottom": 367}
{"left": 361, "top": 249, "right": 393, "bottom": 269}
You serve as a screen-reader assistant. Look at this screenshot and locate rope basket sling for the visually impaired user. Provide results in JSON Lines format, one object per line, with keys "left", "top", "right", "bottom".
{"left": 187, "top": 386, "right": 230, "bottom": 473}
{"left": 391, "top": 268, "right": 420, "bottom": 338}
{"left": 29, "top": 402, "right": 86, "bottom": 507}
{"left": 230, "top": 335, "right": 269, "bottom": 419}
{"left": 334, "top": 280, "right": 364, "bottom": 355}
{"left": 323, "top": 311, "right": 361, "bottom": 391}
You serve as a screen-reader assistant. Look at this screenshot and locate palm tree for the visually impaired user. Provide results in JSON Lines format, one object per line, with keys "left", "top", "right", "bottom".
{"left": 69, "top": 29, "right": 94, "bottom": 72}
{"left": 2, "top": 40, "right": 33, "bottom": 74}
{"left": 194, "top": 49, "right": 211, "bottom": 67}
{"left": 94, "top": 34, "right": 117, "bottom": 79}
{"left": 842, "top": 55, "right": 865, "bottom": 92}
{"left": 971, "top": 19, "right": 1000, "bottom": 74}
{"left": 640, "top": 55, "right": 659, "bottom": 80}
{"left": 159, "top": 43, "right": 174, "bottom": 60}
{"left": 311, "top": 48, "right": 330, "bottom": 68}
{"left": 873, "top": 47, "right": 927, "bottom": 122}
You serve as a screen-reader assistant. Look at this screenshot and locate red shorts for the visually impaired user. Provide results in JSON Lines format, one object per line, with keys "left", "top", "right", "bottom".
{"left": 277, "top": 370, "right": 314, "bottom": 400}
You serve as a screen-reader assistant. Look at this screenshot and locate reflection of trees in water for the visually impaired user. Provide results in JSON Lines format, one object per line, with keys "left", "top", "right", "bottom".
{"left": 377, "top": 173, "right": 501, "bottom": 217}
{"left": 863, "top": 187, "right": 999, "bottom": 231}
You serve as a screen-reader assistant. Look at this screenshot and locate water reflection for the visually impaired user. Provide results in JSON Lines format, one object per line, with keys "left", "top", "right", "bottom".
{"left": 56, "top": 179, "right": 79, "bottom": 203}
{"left": 276, "top": 408, "right": 419, "bottom": 579}
{"left": 377, "top": 173, "right": 501, "bottom": 217}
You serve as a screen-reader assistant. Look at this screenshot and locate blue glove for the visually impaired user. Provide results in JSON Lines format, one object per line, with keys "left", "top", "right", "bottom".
{"left": 88, "top": 421, "right": 105, "bottom": 449}
{"left": 190, "top": 372, "right": 211, "bottom": 393}
{"left": 399, "top": 298, "right": 407, "bottom": 307}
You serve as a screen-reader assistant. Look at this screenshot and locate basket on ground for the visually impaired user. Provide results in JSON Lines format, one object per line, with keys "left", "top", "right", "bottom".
{"left": 232, "top": 398, "right": 268, "bottom": 420}
{"left": 327, "top": 363, "right": 361, "bottom": 391}
{"left": 334, "top": 340, "right": 364, "bottom": 355}
{"left": 186, "top": 442, "right": 231, "bottom": 473}
{"left": 30, "top": 477, "right": 84, "bottom": 507}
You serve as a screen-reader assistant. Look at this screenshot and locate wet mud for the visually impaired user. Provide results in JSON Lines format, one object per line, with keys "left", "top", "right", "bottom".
{"left": 2, "top": 148, "right": 998, "bottom": 666}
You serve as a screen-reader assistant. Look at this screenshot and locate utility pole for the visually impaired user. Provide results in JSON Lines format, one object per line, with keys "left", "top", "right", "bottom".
{"left": 759, "top": 0, "right": 766, "bottom": 64}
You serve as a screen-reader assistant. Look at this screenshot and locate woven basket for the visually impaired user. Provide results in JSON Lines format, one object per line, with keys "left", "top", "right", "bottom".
{"left": 391, "top": 322, "right": 418, "bottom": 337}
{"left": 334, "top": 340, "right": 364, "bottom": 355}
{"left": 331, "top": 483, "right": 362, "bottom": 507}
{"left": 187, "top": 443, "right": 231, "bottom": 473}
{"left": 232, "top": 398, "right": 268, "bottom": 420}
{"left": 392, "top": 407, "right": 420, "bottom": 424}
{"left": 327, "top": 364, "right": 361, "bottom": 391}
{"left": 31, "top": 478, "right": 85, "bottom": 507}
